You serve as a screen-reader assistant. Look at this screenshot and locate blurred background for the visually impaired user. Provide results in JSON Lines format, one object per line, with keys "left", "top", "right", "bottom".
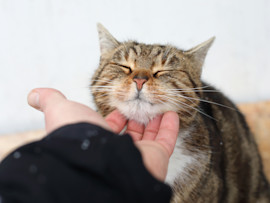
{"left": 0, "top": 0, "right": 269, "bottom": 135}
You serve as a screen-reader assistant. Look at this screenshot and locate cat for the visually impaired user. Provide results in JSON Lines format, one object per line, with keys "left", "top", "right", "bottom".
{"left": 90, "top": 23, "right": 270, "bottom": 202}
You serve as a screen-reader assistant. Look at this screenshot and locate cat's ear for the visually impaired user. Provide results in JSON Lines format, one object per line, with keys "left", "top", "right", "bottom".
{"left": 97, "top": 23, "right": 120, "bottom": 55}
{"left": 185, "top": 37, "right": 215, "bottom": 76}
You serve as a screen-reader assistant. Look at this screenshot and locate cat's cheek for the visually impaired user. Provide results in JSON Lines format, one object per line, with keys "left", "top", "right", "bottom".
{"left": 113, "top": 84, "right": 135, "bottom": 102}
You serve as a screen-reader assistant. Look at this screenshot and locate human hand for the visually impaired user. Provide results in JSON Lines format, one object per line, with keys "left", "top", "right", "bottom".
{"left": 27, "top": 88, "right": 112, "bottom": 134}
{"left": 28, "top": 88, "right": 179, "bottom": 181}
{"left": 106, "top": 111, "right": 179, "bottom": 181}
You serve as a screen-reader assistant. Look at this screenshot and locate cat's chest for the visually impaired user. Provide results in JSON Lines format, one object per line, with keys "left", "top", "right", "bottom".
{"left": 165, "top": 127, "right": 201, "bottom": 185}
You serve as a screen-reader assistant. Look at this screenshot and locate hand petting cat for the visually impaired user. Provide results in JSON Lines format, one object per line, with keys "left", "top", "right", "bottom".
{"left": 27, "top": 88, "right": 179, "bottom": 181}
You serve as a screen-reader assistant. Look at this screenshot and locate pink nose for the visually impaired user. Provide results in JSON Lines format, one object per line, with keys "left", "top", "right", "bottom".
{"left": 133, "top": 78, "right": 147, "bottom": 90}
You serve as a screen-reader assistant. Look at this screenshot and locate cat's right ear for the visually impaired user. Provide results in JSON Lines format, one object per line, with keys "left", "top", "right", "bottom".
{"left": 184, "top": 37, "right": 215, "bottom": 78}
{"left": 97, "top": 23, "right": 120, "bottom": 55}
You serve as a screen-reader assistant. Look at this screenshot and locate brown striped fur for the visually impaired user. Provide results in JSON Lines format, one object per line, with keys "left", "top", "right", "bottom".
{"left": 90, "top": 24, "right": 270, "bottom": 202}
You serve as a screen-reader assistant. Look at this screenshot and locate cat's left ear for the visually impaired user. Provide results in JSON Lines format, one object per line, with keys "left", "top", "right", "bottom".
{"left": 97, "top": 23, "right": 120, "bottom": 55}
{"left": 185, "top": 37, "right": 215, "bottom": 77}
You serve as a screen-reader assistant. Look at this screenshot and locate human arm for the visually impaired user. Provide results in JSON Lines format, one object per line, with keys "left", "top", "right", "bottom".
{"left": 0, "top": 88, "right": 179, "bottom": 203}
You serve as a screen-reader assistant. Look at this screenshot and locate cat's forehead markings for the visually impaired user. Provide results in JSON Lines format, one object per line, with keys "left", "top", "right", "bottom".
{"left": 166, "top": 55, "right": 181, "bottom": 67}
{"left": 126, "top": 49, "right": 136, "bottom": 63}
{"left": 133, "top": 45, "right": 141, "bottom": 56}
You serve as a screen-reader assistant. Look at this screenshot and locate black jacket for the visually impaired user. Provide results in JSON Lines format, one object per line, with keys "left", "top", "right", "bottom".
{"left": 0, "top": 123, "right": 171, "bottom": 203}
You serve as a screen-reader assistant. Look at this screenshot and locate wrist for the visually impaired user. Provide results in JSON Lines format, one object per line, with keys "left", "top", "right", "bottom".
{"left": 135, "top": 141, "right": 169, "bottom": 181}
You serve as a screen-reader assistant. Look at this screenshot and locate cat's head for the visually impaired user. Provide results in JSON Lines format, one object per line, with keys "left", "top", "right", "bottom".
{"left": 91, "top": 23, "right": 214, "bottom": 126}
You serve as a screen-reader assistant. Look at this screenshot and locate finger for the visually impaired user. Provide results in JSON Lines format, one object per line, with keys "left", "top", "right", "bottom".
{"left": 156, "top": 112, "right": 179, "bottom": 155}
{"left": 105, "top": 110, "right": 127, "bottom": 133}
{"left": 28, "top": 88, "right": 71, "bottom": 133}
{"left": 28, "top": 88, "right": 66, "bottom": 112}
{"left": 28, "top": 88, "right": 110, "bottom": 133}
{"left": 142, "top": 114, "right": 163, "bottom": 141}
{"left": 125, "top": 120, "right": 145, "bottom": 141}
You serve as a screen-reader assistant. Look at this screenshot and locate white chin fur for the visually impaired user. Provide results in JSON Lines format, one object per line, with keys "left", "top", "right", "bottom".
{"left": 113, "top": 100, "right": 166, "bottom": 125}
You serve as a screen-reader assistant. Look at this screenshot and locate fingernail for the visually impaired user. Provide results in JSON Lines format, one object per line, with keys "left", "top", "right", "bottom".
{"left": 28, "top": 91, "right": 40, "bottom": 109}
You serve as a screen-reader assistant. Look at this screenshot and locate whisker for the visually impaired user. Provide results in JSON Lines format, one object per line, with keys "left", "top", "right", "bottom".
{"left": 91, "top": 85, "right": 115, "bottom": 88}
{"left": 160, "top": 88, "right": 237, "bottom": 112}
{"left": 166, "top": 92, "right": 215, "bottom": 117}
{"left": 91, "top": 89, "right": 114, "bottom": 92}
{"left": 168, "top": 90, "right": 221, "bottom": 93}
{"left": 158, "top": 95, "right": 193, "bottom": 116}
{"left": 159, "top": 94, "right": 216, "bottom": 120}
{"left": 166, "top": 85, "right": 211, "bottom": 91}
{"left": 92, "top": 79, "right": 114, "bottom": 83}
{"left": 174, "top": 94, "right": 238, "bottom": 111}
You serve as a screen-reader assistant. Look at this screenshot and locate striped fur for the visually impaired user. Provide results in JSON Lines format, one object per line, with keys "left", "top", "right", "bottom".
{"left": 90, "top": 24, "right": 270, "bottom": 202}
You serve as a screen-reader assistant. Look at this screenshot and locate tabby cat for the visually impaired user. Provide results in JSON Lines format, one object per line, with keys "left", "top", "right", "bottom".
{"left": 90, "top": 24, "right": 270, "bottom": 202}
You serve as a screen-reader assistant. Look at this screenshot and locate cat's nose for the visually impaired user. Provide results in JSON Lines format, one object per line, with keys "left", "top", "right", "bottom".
{"left": 133, "top": 75, "right": 149, "bottom": 91}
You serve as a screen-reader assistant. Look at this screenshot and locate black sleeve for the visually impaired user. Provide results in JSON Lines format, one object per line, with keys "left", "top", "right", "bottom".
{"left": 0, "top": 123, "right": 172, "bottom": 203}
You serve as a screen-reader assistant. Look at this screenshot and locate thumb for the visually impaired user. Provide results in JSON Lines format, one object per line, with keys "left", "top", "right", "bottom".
{"left": 27, "top": 88, "right": 110, "bottom": 133}
{"left": 27, "top": 88, "right": 66, "bottom": 112}
{"left": 28, "top": 88, "right": 72, "bottom": 133}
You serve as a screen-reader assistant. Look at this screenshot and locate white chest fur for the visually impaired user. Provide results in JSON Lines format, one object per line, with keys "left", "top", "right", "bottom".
{"left": 165, "top": 127, "right": 204, "bottom": 186}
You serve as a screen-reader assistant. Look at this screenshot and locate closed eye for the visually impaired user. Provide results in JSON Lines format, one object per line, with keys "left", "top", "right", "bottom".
{"left": 153, "top": 71, "right": 161, "bottom": 78}
{"left": 153, "top": 70, "right": 173, "bottom": 78}
{"left": 110, "top": 63, "right": 132, "bottom": 74}
{"left": 119, "top": 64, "right": 131, "bottom": 70}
